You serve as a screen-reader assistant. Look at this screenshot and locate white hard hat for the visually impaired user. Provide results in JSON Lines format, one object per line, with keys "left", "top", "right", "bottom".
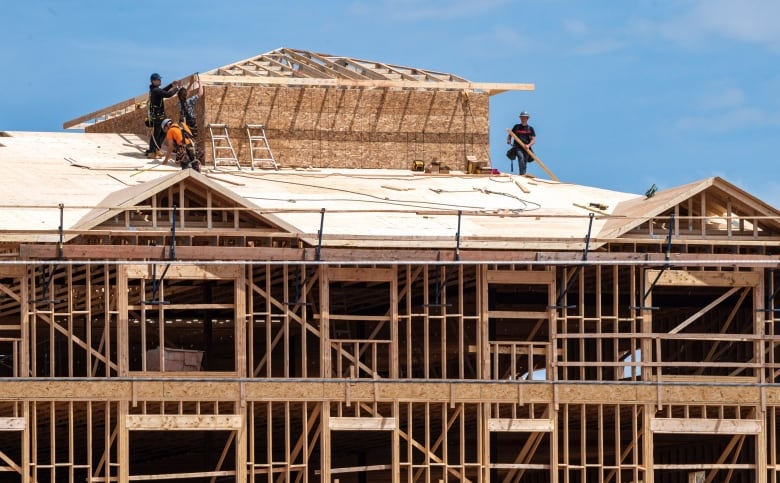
{"left": 161, "top": 118, "right": 172, "bottom": 129}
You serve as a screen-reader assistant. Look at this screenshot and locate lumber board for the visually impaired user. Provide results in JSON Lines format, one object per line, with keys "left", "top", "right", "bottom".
{"left": 650, "top": 418, "right": 762, "bottom": 435}
{"left": 487, "top": 310, "right": 550, "bottom": 320}
{"left": 486, "top": 269, "right": 554, "bottom": 284}
{"left": 647, "top": 269, "right": 761, "bottom": 287}
{"left": 198, "top": 74, "right": 534, "bottom": 94}
{"left": 125, "top": 415, "right": 243, "bottom": 431}
{"left": 326, "top": 267, "right": 396, "bottom": 282}
{"left": 318, "top": 464, "right": 392, "bottom": 474}
{"left": 0, "top": 417, "right": 25, "bottom": 431}
{"left": 488, "top": 418, "right": 554, "bottom": 432}
{"left": 328, "top": 416, "right": 396, "bottom": 431}
{"left": 124, "top": 264, "right": 242, "bottom": 280}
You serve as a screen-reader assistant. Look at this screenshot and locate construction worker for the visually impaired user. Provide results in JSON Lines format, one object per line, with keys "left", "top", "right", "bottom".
{"left": 177, "top": 74, "right": 204, "bottom": 139}
{"left": 506, "top": 110, "right": 536, "bottom": 175}
{"left": 145, "top": 73, "right": 180, "bottom": 158}
{"left": 160, "top": 118, "right": 201, "bottom": 172}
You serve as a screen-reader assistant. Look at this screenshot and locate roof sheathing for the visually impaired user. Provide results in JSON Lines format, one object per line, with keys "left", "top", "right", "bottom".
{"left": 0, "top": 131, "right": 641, "bottom": 248}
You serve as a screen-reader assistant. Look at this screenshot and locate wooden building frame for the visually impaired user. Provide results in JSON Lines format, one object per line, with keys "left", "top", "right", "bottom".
{"left": 0, "top": 164, "right": 778, "bottom": 481}
{"left": 1, "top": 48, "right": 778, "bottom": 481}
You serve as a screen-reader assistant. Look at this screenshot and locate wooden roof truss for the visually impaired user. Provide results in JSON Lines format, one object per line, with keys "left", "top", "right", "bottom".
{"left": 199, "top": 47, "right": 532, "bottom": 94}
{"left": 211, "top": 47, "right": 469, "bottom": 83}
{"left": 64, "top": 47, "right": 533, "bottom": 128}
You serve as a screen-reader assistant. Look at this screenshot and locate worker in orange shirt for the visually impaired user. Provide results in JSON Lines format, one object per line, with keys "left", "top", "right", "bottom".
{"left": 160, "top": 118, "right": 201, "bottom": 172}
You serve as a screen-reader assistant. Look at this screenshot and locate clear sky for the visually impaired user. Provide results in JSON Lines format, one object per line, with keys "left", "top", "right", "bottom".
{"left": 2, "top": 0, "right": 779, "bottom": 207}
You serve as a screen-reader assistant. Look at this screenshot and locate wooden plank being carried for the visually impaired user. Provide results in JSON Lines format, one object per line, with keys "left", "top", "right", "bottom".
{"left": 506, "top": 129, "right": 558, "bottom": 181}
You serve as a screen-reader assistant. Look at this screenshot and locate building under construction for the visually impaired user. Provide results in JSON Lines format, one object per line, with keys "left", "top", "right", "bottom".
{"left": 1, "top": 47, "right": 779, "bottom": 482}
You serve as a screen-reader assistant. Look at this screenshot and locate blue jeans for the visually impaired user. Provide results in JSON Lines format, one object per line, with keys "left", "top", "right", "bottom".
{"left": 515, "top": 148, "right": 528, "bottom": 175}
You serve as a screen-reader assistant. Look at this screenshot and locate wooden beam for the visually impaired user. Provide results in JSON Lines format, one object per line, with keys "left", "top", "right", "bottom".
{"left": 316, "top": 464, "right": 392, "bottom": 475}
{"left": 124, "top": 264, "right": 242, "bottom": 280}
{"left": 329, "top": 417, "right": 396, "bottom": 431}
{"left": 0, "top": 265, "right": 25, "bottom": 277}
{"left": 650, "top": 418, "right": 761, "bottom": 435}
{"left": 486, "top": 270, "right": 554, "bottom": 284}
{"left": 124, "top": 470, "right": 236, "bottom": 481}
{"left": 0, "top": 417, "right": 25, "bottom": 431}
{"left": 125, "top": 415, "right": 243, "bottom": 431}
{"left": 648, "top": 269, "right": 761, "bottom": 287}
{"left": 327, "top": 267, "right": 396, "bottom": 283}
{"left": 198, "top": 73, "right": 534, "bottom": 94}
{"left": 487, "top": 310, "right": 550, "bottom": 320}
{"left": 488, "top": 418, "right": 554, "bottom": 432}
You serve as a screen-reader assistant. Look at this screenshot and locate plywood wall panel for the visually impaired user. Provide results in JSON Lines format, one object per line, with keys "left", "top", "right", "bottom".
{"left": 89, "top": 85, "right": 489, "bottom": 171}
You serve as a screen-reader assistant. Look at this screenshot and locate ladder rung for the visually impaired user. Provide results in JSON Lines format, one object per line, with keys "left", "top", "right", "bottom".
{"left": 245, "top": 123, "right": 278, "bottom": 170}
{"left": 208, "top": 123, "right": 240, "bottom": 170}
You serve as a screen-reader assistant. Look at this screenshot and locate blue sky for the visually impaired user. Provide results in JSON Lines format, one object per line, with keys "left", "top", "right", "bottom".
{"left": 2, "top": 0, "right": 779, "bottom": 207}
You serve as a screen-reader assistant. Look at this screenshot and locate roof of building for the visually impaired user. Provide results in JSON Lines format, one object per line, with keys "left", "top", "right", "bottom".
{"left": 3, "top": 130, "right": 777, "bottom": 250}
{"left": 198, "top": 47, "right": 533, "bottom": 94}
{"left": 64, "top": 47, "right": 534, "bottom": 129}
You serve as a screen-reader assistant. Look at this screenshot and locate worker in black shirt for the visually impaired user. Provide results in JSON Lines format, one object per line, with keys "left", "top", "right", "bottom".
{"left": 506, "top": 110, "right": 536, "bottom": 175}
{"left": 145, "top": 73, "right": 180, "bottom": 158}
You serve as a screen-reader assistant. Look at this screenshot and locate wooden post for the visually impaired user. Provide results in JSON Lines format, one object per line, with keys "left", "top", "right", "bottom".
{"left": 235, "top": 267, "right": 247, "bottom": 378}
{"left": 321, "top": 402, "right": 331, "bottom": 482}
{"left": 320, "top": 266, "right": 331, "bottom": 378}
{"left": 118, "top": 401, "right": 129, "bottom": 483}
{"left": 754, "top": 269, "right": 768, "bottom": 483}
{"left": 117, "top": 266, "right": 129, "bottom": 377}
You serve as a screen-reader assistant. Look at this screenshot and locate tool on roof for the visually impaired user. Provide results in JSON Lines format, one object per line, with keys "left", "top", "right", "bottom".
{"left": 506, "top": 128, "right": 558, "bottom": 181}
{"left": 645, "top": 184, "right": 658, "bottom": 198}
{"left": 208, "top": 124, "right": 240, "bottom": 170}
{"left": 245, "top": 124, "right": 278, "bottom": 170}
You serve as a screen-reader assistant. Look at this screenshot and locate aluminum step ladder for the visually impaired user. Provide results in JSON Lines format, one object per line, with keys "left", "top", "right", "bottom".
{"left": 246, "top": 124, "right": 279, "bottom": 170}
{"left": 207, "top": 123, "right": 240, "bottom": 170}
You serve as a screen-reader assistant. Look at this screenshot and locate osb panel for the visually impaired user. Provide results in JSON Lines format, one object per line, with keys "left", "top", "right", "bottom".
{"left": 201, "top": 85, "right": 490, "bottom": 170}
